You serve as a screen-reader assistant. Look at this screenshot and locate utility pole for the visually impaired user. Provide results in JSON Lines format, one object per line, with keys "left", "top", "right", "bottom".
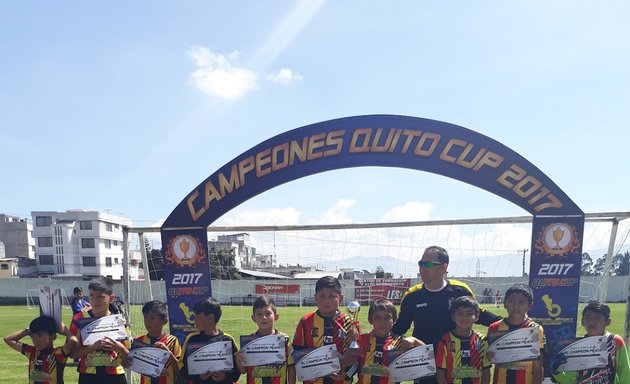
{"left": 521, "top": 249, "right": 529, "bottom": 277}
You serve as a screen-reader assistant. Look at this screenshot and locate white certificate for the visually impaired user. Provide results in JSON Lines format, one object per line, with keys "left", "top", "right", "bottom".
{"left": 551, "top": 336, "right": 608, "bottom": 373}
{"left": 80, "top": 314, "right": 127, "bottom": 346}
{"left": 38, "top": 285, "right": 62, "bottom": 328}
{"left": 387, "top": 345, "right": 436, "bottom": 382}
{"left": 187, "top": 341, "right": 233, "bottom": 375}
{"left": 488, "top": 327, "right": 540, "bottom": 364}
{"left": 294, "top": 345, "right": 341, "bottom": 382}
{"left": 240, "top": 334, "right": 286, "bottom": 366}
{"left": 128, "top": 347, "right": 171, "bottom": 378}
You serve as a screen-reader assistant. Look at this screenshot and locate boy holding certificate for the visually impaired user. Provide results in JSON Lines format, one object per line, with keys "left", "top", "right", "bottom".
{"left": 179, "top": 297, "right": 241, "bottom": 384}
{"left": 70, "top": 276, "right": 131, "bottom": 384}
{"left": 356, "top": 299, "right": 423, "bottom": 384}
{"left": 292, "top": 276, "right": 356, "bottom": 384}
{"left": 487, "top": 284, "right": 545, "bottom": 384}
{"left": 236, "top": 296, "right": 295, "bottom": 384}
{"left": 132, "top": 300, "right": 182, "bottom": 384}
{"left": 4, "top": 315, "right": 77, "bottom": 384}
{"left": 552, "top": 300, "right": 630, "bottom": 383}
{"left": 435, "top": 296, "right": 490, "bottom": 384}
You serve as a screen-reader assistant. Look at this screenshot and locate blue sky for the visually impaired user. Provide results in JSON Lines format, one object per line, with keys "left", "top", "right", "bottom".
{"left": 2, "top": 1, "right": 629, "bottom": 265}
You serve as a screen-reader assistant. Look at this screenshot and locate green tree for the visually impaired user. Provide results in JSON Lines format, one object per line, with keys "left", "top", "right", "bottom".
{"left": 611, "top": 251, "right": 630, "bottom": 276}
{"left": 581, "top": 252, "right": 595, "bottom": 276}
{"left": 209, "top": 247, "right": 241, "bottom": 280}
{"left": 593, "top": 255, "right": 607, "bottom": 275}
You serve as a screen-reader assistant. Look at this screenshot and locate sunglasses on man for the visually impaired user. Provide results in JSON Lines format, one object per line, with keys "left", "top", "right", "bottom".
{"left": 417, "top": 260, "right": 445, "bottom": 268}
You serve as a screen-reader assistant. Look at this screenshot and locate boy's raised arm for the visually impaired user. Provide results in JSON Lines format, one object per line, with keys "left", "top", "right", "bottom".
{"left": 3, "top": 328, "right": 30, "bottom": 352}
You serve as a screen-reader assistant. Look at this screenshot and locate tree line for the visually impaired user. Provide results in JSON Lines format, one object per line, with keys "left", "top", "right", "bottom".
{"left": 581, "top": 250, "right": 630, "bottom": 276}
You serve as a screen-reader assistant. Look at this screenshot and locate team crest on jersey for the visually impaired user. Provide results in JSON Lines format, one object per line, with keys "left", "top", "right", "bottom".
{"left": 449, "top": 341, "right": 456, "bottom": 352}
{"left": 375, "top": 351, "right": 382, "bottom": 359}
{"left": 462, "top": 350, "right": 470, "bottom": 358}
{"left": 324, "top": 335, "right": 334, "bottom": 344}
{"left": 310, "top": 328, "right": 319, "bottom": 337}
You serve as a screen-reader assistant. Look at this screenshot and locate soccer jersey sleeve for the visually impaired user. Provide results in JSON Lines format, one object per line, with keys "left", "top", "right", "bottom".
{"left": 614, "top": 334, "right": 630, "bottom": 383}
{"left": 435, "top": 336, "right": 448, "bottom": 370}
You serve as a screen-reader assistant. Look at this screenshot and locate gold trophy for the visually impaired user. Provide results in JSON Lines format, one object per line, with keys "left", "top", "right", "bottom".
{"left": 346, "top": 301, "right": 361, "bottom": 352}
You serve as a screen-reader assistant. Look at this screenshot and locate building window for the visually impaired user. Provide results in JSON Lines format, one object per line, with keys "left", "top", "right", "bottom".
{"left": 113, "top": 240, "right": 118, "bottom": 247}
{"left": 1, "top": 264, "right": 8, "bottom": 270}
{"left": 38, "top": 237, "right": 53, "bottom": 247}
{"left": 39, "top": 254, "right": 54, "bottom": 265}
{"left": 106, "top": 222, "right": 113, "bottom": 231}
{"left": 114, "top": 224, "right": 119, "bottom": 229}
{"left": 81, "top": 238, "right": 95, "bottom": 248}
{"left": 105, "top": 239, "right": 111, "bottom": 249}
{"left": 36, "top": 216, "right": 52, "bottom": 227}
{"left": 114, "top": 258, "right": 119, "bottom": 264}
{"left": 79, "top": 221, "right": 93, "bottom": 230}
{"left": 105, "top": 257, "right": 112, "bottom": 267}
{"left": 82, "top": 257, "right": 96, "bottom": 266}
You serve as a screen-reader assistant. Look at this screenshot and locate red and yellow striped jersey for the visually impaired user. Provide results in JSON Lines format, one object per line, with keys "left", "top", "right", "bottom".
{"left": 488, "top": 318, "right": 545, "bottom": 384}
{"left": 357, "top": 332, "right": 394, "bottom": 384}
{"left": 435, "top": 331, "right": 490, "bottom": 384}
{"left": 292, "top": 310, "right": 352, "bottom": 384}
{"left": 22, "top": 344, "right": 68, "bottom": 384}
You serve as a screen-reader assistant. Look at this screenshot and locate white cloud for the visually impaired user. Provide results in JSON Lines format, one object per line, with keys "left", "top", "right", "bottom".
{"left": 187, "top": 45, "right": 258, "bottom": 100}
{"left": 313, "top": 199, "right": 356, "bottom": 224}
{"left": 381, "top": 201, "right": 434, "bottom": 222}
{"left": 267, "top": 68, "right": 303, "bottom": 84}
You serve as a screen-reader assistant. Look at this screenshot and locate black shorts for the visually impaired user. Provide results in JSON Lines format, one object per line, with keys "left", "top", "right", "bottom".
{"left": 78, "top": 373, "right": 127, "bottom": 384}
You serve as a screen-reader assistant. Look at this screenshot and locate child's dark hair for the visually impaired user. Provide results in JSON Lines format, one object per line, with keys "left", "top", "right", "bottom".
{"left": 450, "top": 296, "right": 480, "bottom": 317}
{"left": 29, "top": 315, "right": 57, "bottom": 335}
{"left": 583, "top": 300, "right": 610, "bottom": 320}
{"left": 73, "top": 286, "right": 83, "bottom": 294}
{"left": 252, "top": 295, "right": 277, "bottom": 315}
{"left": 142, "top": 300, "right": 168, "bottom": 319}
{"left": 193, "top": 297, "right": 222, "bottom": 322}
{"left": 368, "top": 299, "right": 397, "bottom": 323}
{"left": 89, "top": 276, "right": 114, "bottom": 295}
{"left": 315, "top": 276, "right": 342, "bottom": 294}
{"left": 504, "top": 284, "right": 534, "bottom": 303}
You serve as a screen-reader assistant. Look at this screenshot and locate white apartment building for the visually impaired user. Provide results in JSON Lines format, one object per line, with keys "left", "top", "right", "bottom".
{"left": 0, "top": 214, "right": 35, "bottom": 259}
{"left": 31, "top": 210, "right": 138, "bottom": 279}
{"left": 211, "top": 233, "right": 277, "bottom": 269}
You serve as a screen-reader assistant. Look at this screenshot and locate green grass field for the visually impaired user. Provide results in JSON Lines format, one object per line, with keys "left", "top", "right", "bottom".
{"left": 0, "top": 303, "right": 626, "bottom": 384}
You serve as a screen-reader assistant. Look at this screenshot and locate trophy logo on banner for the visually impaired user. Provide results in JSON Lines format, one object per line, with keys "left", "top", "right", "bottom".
{"left": 535, "top": 223, "right": 581, "bottom": 257}
{"left": 165, "top": 235, "right": 206, "bottom": 267}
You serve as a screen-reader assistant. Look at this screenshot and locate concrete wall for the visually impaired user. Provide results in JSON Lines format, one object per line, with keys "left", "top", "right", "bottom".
{"left": 0, "top": 275, "right": 627, "bottom": 305}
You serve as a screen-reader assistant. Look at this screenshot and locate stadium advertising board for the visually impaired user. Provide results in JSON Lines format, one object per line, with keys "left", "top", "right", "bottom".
{"left": 255, "top": 284, "right": 300, "bottom": 294}
{"left": 354, "top": 278, "right": 411, "bottom": 304}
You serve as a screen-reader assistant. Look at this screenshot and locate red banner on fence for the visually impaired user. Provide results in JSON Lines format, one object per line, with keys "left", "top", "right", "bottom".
{"left": 255, "top": 284, "right": 300, "bottom": 295}
{"left": 354, "top": 278, "right": 411, "bottom": 304}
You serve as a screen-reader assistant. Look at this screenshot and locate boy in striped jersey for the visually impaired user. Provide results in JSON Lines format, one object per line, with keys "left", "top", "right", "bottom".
{"left": 4, "top": 315, "right": 77, "bottom": 384}
{"left": 487, "top": 284, "right": 544, "bottom": 384}
{"left": 435, "top": 296, "right": 490, "bottom": 384}
{"left": 131, "top": 301, "right": 182, "bottom": 384}
{"left": 235, "top": 295, "right": 295, "bottom": 384}
{"left": 356, "top": 299, "right": 423, "bottom": 384}
{"left": 292, "top": 276, "right": 356, "bottom": 384}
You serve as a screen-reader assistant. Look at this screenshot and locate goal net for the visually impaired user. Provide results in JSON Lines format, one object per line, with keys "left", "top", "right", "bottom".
{"left": 124, "top": 215, "right": 629, "bottom": 342}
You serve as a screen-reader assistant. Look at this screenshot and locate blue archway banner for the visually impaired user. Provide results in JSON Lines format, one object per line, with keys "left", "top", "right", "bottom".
{"left": 160, "top": 114, "right": 584, "bottom": 352}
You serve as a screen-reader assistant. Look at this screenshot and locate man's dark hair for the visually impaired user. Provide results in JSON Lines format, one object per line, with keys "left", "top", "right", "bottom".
{"left": 504, "top": 284, "right": 534, "bottom": 303}
{"left": 73, "top": 286, "right": 82, "bottom": 294}
{"left": 583, "top": 300, "right": 610, "bottom": 320}
{"left": 142, "top": 300, "right": 168, "bottom": 319}
{"left": 368, "top": 299, "right": 397, "bottom": 323}
{"left": 424, "top": 245, "right": 449, "bottom": 264}
{"left": 449, "top": 296, "right": 480, "bottom": 316}
{"left": 253, "top": 295, "right": 277, "bottom": 315}
{"left": 29, "top": 315, "right": 57, "bottom": 335}
{"left": 315, "top": 276, "right": 342, "bottom": 294}
{"left": 88, "top": 276, "right": 114, "bottom": 295}
{"left": 193, "top": 297, "right": 222, "bottom": 322}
